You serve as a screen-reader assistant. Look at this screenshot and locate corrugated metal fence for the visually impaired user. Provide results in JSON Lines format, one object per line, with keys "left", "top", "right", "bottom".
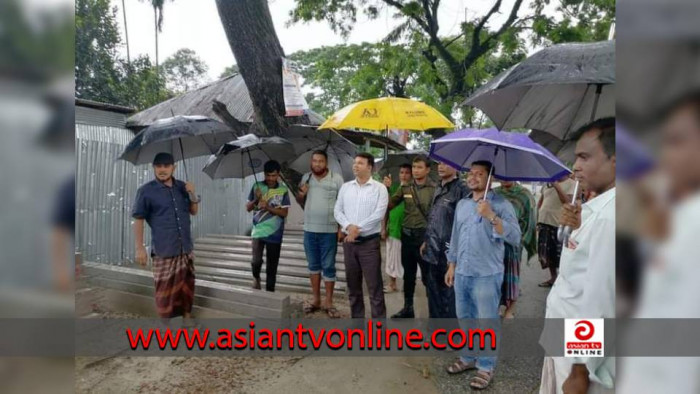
{"left": 76, "top": 124, "right": 253, "bottom": 264}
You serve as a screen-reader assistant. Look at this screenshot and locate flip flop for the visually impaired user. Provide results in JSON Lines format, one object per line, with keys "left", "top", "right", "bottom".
{"left": 325, "top": 307, "right": 341, "bottom": 319}
{"left": 303, "top": 302, "right": 321, "bottom": 314}
{"left": 446, "top": 359, "right": 477, "bottom": 374}
{"left": 470, "top": 370, "right": 493, "bottom": 390}
{"left": 538, "top": 281, "right": 554, "bottom": 288}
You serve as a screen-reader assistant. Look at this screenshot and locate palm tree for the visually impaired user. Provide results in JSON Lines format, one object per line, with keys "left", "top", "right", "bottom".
{"left": 122, "top": 0, "right": 130, "bottom": 65}
{"left": 140, "top": 0, "right": 170, "bottom": 69}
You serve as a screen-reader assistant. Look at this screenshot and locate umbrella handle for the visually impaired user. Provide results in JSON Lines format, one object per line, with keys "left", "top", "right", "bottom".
{"left": 178, "top": 138, "right": 189, "bottom": 181}
{"left": 478, "top": 157, "right": 495, "bottom": 223}
{"left": 557, "top": 180, "right": 580, "bottom": 243}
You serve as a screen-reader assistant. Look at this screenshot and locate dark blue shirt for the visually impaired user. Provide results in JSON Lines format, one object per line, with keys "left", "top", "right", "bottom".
{"left": 132, "top": 178, "right": 193, "bottom": 258}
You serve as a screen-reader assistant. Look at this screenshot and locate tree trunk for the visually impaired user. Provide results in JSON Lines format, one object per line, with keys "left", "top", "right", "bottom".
{"left": 215, "top": 0, "right": 287, "bottom": 137}
{"left": 154, "top": 8, "right": 159, "bottom": 69}
{"left": 122, "top": 0, "right": 130, "bottom": 65}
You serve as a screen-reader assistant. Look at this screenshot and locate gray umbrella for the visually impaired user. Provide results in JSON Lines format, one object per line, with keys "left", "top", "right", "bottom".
{"left": 528, "top": 129, "right": 576, "bottom": 165}
{"left": 202, "top": 134, "right": 296, "bottom": 181}
{"left": 283, "top": 125, "right": 357, "bottom": 181}
{"left": 464, "top": 40, "right": 615, "bottom": 140}
{"left": 119, "top": 115, "right": 237, "bottom": 178}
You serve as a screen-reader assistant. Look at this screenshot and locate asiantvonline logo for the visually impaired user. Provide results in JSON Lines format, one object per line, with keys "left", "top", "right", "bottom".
{"left": 564, "top": 319, "right": 604, "bottom": 358}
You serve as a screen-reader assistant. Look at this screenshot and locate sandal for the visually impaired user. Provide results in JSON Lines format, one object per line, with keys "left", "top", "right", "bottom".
{"left": 470, "top": 370, "right": 493, "bottom": 390}
{"left": 325, "top": 306, "right": 341, "bottom": 319}
{"left": 445, "top": 359, "right": 477, "bottom": 374}
{"left": 538, "top": 280, "right": 554, "bottom": 288}
{"left": 303, "top": 302, "right": 321, "bottom": 314}
{"left": 383, "top": 285, "right": 397, "bottom": 293}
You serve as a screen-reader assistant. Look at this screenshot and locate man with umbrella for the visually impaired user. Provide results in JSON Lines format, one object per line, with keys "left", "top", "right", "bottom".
{"left": 132, "top": 152, "right": 200, "bottom": 319}
{"left": 383, "top": 156, "right": 436, "bottom": 319}
{"left": 419, "top": 161, "right": 469, "bottom": 319}
{"left": 295, "top": 150, "right": 345, "bottom": 318}
{"left": 246, "top": 160, "right": 291, "bottom": 292}
{"left": 540, "top": 118, "right": 616, "bottom": 394}
{"left": 444, "top": 160, "right": 520, "bottom": 389}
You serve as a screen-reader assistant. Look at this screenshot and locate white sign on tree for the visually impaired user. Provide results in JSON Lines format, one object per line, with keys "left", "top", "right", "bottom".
{"left": 282, "top": 57, "right": 309, "bottom": 117}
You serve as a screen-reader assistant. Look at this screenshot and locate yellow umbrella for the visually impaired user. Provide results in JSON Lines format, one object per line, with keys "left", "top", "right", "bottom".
{"left": 319, "top": 97, "right": 455, "bottom": 132}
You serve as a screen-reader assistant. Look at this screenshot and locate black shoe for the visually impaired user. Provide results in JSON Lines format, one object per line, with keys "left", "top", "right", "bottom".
{"left": 391, "top": 306, "right": 415, "bottom": 319}
{"left": 252, "top": 278, "right": 261, "bottom": 290}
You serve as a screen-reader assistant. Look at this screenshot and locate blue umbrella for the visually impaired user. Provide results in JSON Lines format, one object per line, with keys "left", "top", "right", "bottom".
{"left": 429, "top": 128, "right": 571, "bottom": 182}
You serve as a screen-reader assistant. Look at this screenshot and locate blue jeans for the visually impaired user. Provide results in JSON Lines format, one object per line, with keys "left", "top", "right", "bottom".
{"left": 303, "top": 232, "right": 338, "bottom": 281}
{"left": 454, "top": 272, "right": 503, "bottom": 372}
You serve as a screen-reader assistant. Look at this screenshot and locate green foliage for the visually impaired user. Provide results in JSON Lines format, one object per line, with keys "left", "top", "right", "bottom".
{"left": 289, "top": 0, "right": 613, "bottom": 149}
{"left": 75, "top": 0, "right": 123, "bottom": 103}
{"left": 118, "top": 56, "right": 173, "bottom": 110}
{"left": 75, "top": 0, "right": 174, "bottom": 110}
{"left": 0, "top": 0, "right": 74, "bottom": 78}
{"left": 531, "top": 0, "right": 615, "bottom": 45}
{"left": 162, "top": 48, "right": 209, "bottom": 93}
{"left": 219, "top": 64, "right": 240, "bottom": 79}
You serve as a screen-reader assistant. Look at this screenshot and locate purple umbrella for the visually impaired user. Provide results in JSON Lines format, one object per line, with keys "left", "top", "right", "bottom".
{"left": 429, "top": 128, "right": 571, "bottom": 182}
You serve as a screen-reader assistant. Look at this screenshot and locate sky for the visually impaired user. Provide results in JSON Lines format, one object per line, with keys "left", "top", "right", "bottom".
{"left": 110, "top": 0, "right": 533, "bottom": 82}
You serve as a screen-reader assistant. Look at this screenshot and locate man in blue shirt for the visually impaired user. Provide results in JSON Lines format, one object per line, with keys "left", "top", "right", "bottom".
{"left": 444, "top": 161, "right": 520, "bottom": 390}
{"left": 132, "top": 152, "right": 200, "bottom": 319}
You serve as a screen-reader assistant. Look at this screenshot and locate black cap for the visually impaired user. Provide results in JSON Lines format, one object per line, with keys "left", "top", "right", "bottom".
{"left": 153, "top": 152, "right": 175, "bottom": 165}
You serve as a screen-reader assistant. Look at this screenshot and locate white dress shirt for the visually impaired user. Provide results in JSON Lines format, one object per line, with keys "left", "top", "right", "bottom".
{"left": 544, "top": 187, "right": 616, "bottom": 390}
{"left": 618, "top": 192, "right": 700, "bottom": 394}
{"left": 334, "top": 177, "right": 388, "bottom": 237}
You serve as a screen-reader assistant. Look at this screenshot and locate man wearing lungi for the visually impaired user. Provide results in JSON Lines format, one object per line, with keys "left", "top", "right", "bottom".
{"left": 133, "top": 152, "right": 200, "bottom": 319}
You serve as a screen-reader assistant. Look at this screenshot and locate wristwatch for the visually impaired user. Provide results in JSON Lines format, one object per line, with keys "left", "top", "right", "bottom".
{"left": 489, "top": 215, "right": 499, "bottom": 225}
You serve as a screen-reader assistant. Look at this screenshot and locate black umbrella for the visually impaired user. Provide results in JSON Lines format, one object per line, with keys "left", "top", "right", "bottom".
{"left": 283, "top": 125, "right": 357, "bottom": 181}
{"left": 119, "top": 115, "right": 237, "bottom": 179}
{"left": 375, "top": 150, "right": 439, "bottom": 183}
{"left": 464, "top": 40, "right": 615, "bottom": 140}
{"left": 202, "top": 134, "right": 296, "bottom": 183}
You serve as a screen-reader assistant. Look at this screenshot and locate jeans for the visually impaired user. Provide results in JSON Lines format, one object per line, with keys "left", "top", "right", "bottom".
{"left": 401, "top": 229, "right": 428, "bottom": 307}
{"left": 454, "top": 272, "right": 503, "bottom": 372}
{"left": 425, "top": 256, "right": 456, "bottom": 318}
{"left": 251, "top": 239, "right": 282, "bottom": 292}
{"left": 303, "top": 231, "right": 338, "bottom": 281}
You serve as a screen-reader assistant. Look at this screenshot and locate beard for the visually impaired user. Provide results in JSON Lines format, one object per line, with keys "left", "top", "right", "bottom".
{"left": 311, "top": 166, "right": 328, "bottom": 176}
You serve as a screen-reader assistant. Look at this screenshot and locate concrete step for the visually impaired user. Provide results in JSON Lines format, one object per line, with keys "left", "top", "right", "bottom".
{"left": 194, "top": 250, "right": 346, "bottom": 272}
{"left": 195, "top": 257, "right": 347, "bottom": 281}
{"left": 193, "top": 243, "right": 345, "bottom": 263}
{"left": 195, "top": 273, "right": 317, "bottom": 295}
{"left": 195, "top": 266, "right": 346, "bottom": 293}
{"left": 81, "top": 262, "right": 292, "bottom": 317}
{"left": 197, "top": 236, "right": 342, "bottom": 256}
{"left": 207, "top": 234, "right": 307, "bottom": 244}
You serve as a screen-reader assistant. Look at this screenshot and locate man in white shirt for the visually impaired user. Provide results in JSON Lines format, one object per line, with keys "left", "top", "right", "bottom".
{"left": 334, "top": 152, "right": 389, "bottom": 318}
{"left": 540, "top": 117, "right": 616, "bottom": 394}
{"left": 618, "top": 92, "right": 700, "bottom": 393}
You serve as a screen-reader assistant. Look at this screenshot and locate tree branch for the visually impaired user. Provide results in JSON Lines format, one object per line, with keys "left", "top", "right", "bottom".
{"left": 421, "top": 46, "right": 449, "bottom": 100}
{"left": 212, "top": 99, "right": 249, "bottom": 137}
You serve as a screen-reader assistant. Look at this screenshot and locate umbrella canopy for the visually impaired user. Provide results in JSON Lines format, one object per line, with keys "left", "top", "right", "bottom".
{"left": 464, "top": 40, "right": 614, "bottom": 140}
{"left": 375, "top": 150, "right": 439, "bottom": 183}
{"left": 528, "top": 129, "right": 576, "bottom": 165}
{"left": 319, "top": 97, "right": 454, "bottom": 132}
{"left": 283, "top": 126, "right": 357, "bottom": 181}
{"left": 202, "top": 134, "right": 296, "bottom": 180}
{"left": 429, "top": 128, "right": 571, "bottom": 182}
{"left": 119, "top": 115, "right": 237, "bottom": 165}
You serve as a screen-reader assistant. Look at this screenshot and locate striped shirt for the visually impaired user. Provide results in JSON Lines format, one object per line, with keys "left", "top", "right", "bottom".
{"left": 334, "top": 177, "right": 388, "bottom": 237}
